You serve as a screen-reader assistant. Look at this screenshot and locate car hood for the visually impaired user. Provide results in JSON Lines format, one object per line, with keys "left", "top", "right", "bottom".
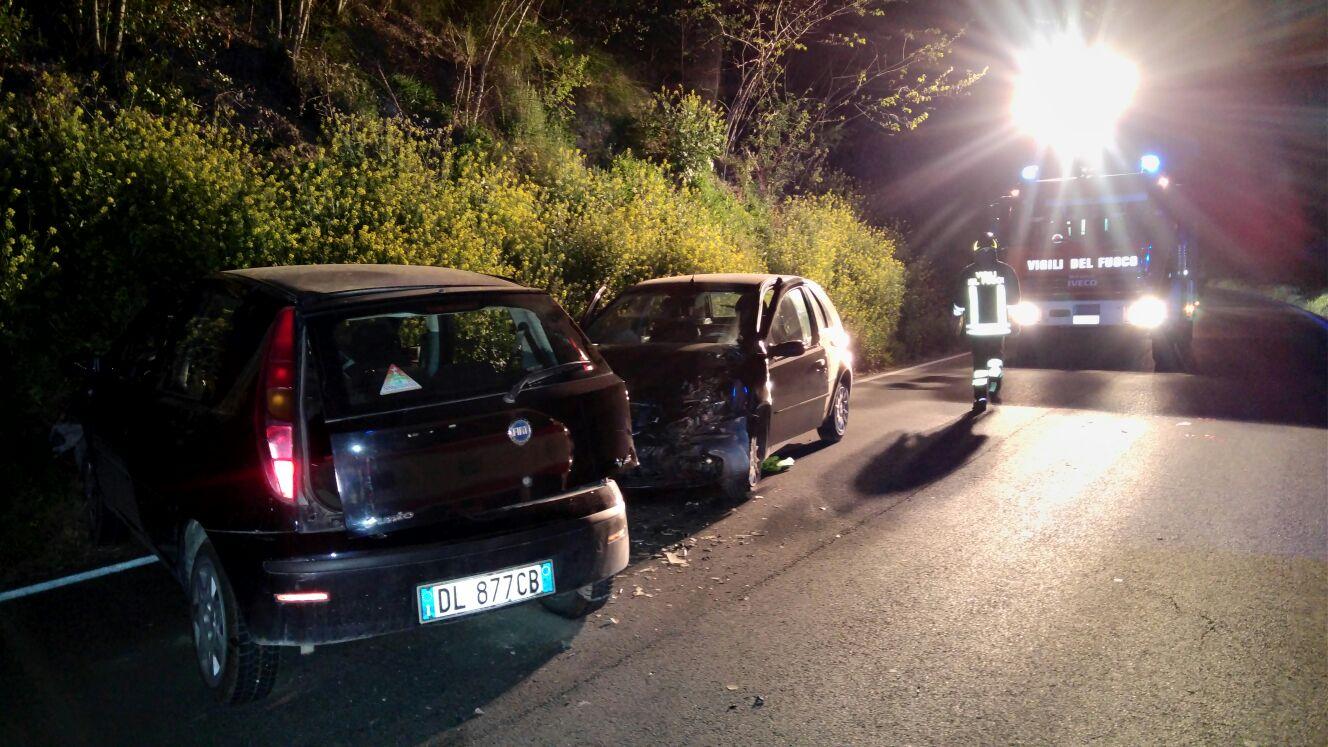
{"left": 597, "top": 343, "right": 744, "bottom": 403}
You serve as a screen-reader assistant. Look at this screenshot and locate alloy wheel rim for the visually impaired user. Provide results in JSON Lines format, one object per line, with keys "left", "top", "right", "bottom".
{"left": 833, "top": 384, "right": 849, "bottom": 432}
{"left": 192, "top": 564, "right": 227, "bottom": 686}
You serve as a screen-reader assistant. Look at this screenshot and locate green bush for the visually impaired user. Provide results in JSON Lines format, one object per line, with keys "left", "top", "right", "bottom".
{"left": 639, "top": 87, "right": 726, "bottom": 184}
{"left": 0, "top": 73, "right": 912, "bottom": 449}
{"left": 388, "top": 73, "right": 441, "bottom": 116}
{"left": 766, "top": 194, "right": 906, "bottom": 367}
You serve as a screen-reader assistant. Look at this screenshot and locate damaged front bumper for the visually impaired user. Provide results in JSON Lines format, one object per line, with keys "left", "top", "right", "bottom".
{"left": 618, "top": 415, "right": 751, "bottom": 490}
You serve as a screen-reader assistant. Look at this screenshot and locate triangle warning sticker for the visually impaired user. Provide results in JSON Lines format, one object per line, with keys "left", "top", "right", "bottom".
{"left": 380, "top": 364, "right": 423, "bottom": 395}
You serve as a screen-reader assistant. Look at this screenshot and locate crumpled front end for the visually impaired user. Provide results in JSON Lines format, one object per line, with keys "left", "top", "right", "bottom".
{"left": 620, "top": 377, "right": 753, "bottom": 490}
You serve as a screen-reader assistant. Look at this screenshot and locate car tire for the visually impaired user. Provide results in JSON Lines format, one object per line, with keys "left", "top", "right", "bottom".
{"left": 540, "top": 577, "right": 614, "bottom": 619}
{"left": 1152, "top": 336, "right": 1189, "bottom": 373}
{"left": 817, "top": 378, "right": 850, "bottom": 443}
{"left": 189, "top": 541, "right": 279, "bottom": 704}
{"left": 81, "top": 449, "right": 127, "bottom": 546}
{"left": 721, "top": 433, "right": 761, "bottom": 500}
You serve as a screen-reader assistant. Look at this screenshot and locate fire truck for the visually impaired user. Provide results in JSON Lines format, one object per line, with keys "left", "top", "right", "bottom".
{"left": 989, "top": 155, "right": 1198, "bottom": 371}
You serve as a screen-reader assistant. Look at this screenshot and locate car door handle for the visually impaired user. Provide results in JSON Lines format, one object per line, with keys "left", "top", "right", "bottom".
{"left": 812, "top": 358, "right": 827, "bottom": 371}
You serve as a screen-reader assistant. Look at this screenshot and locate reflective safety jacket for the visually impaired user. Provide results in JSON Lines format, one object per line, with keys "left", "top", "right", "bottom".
{"left": 953, "top": 260, "right": 1021, "bottom": 337}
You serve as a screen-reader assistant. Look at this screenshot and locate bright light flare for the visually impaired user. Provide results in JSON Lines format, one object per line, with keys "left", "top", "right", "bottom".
{"left": 1125, "top": 297, "right": 1167, "bottom": 328}
{"left": 1009, "top": 301, "right": 1041, "bottom": 326}
{"left": 1011, "top": 38, "right": 1140, "bottom": 158}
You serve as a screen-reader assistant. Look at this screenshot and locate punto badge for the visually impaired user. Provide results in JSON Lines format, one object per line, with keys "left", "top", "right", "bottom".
{"left": 507, "top": 419, "right": 533, "bottom": 446}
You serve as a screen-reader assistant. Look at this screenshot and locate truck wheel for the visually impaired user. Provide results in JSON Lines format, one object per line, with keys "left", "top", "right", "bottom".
{"left": 721, "top": 434, "right": 761, "bottom": 500}
{"left": 190, "top": 541, "right": 279, "bottom": 704}
{"left": 540, "top": 577, "right": 614, "bottom": 619}
{"left": 1152, "top": 336, "right": 1190, "bottom": 373}
{"left": 81, "top": 450, "right": 127, "bottom": 546}
{"left": 817, "top": 378, "right": 850, "bottom": 443}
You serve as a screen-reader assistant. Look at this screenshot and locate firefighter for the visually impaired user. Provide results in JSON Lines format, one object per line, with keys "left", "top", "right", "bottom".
{"left": 953, "top": 232, "right": 1021, "bottom": 412}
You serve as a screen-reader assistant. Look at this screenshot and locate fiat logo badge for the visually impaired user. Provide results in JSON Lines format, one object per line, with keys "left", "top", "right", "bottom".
{"left": 507, "top": 419, "right": 533, "bottom": 446}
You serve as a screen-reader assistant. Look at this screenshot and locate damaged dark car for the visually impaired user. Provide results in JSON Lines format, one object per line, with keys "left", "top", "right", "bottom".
{"left": 584, "top": 274, "right": 853, "bottom": 499}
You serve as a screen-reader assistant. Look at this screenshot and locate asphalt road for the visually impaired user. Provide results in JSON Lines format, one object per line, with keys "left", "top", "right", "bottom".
{"left": 2, "top": 288, "right": 1325, "bottom": 746}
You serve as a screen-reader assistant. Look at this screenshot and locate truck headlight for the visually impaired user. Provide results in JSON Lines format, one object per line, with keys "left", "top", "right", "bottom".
{"left": 1125, "top": 297, "right": 1167, "bottom": 328}
{"left": 1009, "top": 302, "right": 1041, "bottom": 326}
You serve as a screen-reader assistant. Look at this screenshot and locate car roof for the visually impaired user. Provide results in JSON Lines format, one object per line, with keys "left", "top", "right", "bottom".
{"left": 627, "top": 273, "right": 802, "bottom": 289}
{"left": 221, "top": 264, "right": 524, "bottom": 298}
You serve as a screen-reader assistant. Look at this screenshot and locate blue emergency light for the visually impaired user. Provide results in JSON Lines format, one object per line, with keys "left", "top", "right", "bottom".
{"left": 1139, "top": 153, "right": 1161, "bottom": 174}
{"left": 1020, "top": 164, "right": 1040, "bottom": 181}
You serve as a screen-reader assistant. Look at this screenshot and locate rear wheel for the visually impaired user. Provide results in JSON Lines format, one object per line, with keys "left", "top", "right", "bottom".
{"left": 81, "top": 449, "right": 126, "bottom": 546}
{"left": 540, "top": 577, "right": 614, "bottom": 618}
{"left": 190, "top": 541, "right": 279, "bottom": 704}
{"left": 817, "top": 379, "right": 850, "bottom": 443}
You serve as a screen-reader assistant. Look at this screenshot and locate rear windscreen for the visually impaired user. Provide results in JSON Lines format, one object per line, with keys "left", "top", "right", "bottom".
{"left": 310, "top": 292, "right": 600, "bottom": 417}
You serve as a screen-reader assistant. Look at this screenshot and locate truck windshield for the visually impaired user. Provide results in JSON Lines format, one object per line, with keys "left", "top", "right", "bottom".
{"left": 310, "top": 293, "right": 598, "bottom": 417}
{"left": 1009, "top": 196, "right": 1179, "bottom": 289}
{"left": 586, "top": 288, "right": 755, "bottom": 345}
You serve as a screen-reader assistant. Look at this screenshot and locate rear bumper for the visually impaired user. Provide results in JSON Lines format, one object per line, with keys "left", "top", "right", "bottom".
{"left": 211, "top": 480, "right": 629, "bottom": 646}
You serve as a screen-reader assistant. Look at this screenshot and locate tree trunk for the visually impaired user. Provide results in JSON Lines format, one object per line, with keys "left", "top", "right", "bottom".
{"left": 109, "top": 0, "right": 127, "bottom": 61}
{"left": 90, "top": 0, "right": 104, "bottom": 53}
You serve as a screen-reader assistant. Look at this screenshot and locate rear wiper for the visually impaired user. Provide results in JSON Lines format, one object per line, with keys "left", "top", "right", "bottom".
{"left": 504, "top": 361, "right": 593, "bottom": 404}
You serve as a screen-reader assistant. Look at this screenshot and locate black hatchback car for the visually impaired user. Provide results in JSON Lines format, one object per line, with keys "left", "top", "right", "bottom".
{"left": 584, "top": 274, "right": 852, "bottom": 498}
{"left": 74, "top": 265, "right": 635, "bottom": 703}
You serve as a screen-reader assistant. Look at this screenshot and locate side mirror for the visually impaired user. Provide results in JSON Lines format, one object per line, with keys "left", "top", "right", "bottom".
{"left": 767, "top": 340, "right": 806, "bottom": 359}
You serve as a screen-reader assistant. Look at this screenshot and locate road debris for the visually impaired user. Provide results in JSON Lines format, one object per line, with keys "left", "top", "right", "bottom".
{"left": 760, "top": 455, "right": 795, "bottom": 474}
{"left": 752, "top": 695, "right": 765, "bottom": 708}
{"left": 663, "top": 551, "right": 689, "bottom": 566}
{"left": 725, "top": 684, "right": 740, "bottom": 691}
{"left": 472, "top": 707, "right": 484, "bottom": 717}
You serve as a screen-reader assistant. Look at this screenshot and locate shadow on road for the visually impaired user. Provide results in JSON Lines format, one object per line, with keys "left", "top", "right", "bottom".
{"left": 885, "top": 373, "right": 967, "bottom": 391}
{"left": 852, "top": 413, "right": 989, "bottom": 496}
{"left": 0, "top": 555, "right": 586, "bottom": 745}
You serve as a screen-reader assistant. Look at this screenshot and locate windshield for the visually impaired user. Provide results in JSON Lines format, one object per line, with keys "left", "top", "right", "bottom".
{"left": 311, "top": 292, "right": 597, "bottom": 417}
{"left": 586, "top": 288, "right": 755, "bottom": 345}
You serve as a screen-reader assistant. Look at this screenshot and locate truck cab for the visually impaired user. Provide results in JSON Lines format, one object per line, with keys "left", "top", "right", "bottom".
{"left": 991, "top": 165, "right": 1198, "bottom": 370}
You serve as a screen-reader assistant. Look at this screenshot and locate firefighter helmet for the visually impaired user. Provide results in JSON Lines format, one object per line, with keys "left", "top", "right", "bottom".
{"left": 972, "top": 232, "right": 1000, "bottom": 252}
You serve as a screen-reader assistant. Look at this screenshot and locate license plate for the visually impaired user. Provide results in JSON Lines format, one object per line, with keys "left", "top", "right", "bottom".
{"left": 417, "top": 560, "right": 555, "bottom": 624}
{"left": 1072, "top": 314, "right": 1100, "bottom": 325}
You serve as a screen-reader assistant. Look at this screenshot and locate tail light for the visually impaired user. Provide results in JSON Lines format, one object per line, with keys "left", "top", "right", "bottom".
{"left": 258, "top": 307, "right": 298, "bottom": 503}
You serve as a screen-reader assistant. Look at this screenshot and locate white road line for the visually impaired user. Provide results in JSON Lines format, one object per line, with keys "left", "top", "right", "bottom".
{"left": 860, "top": 352, "right": 968, "bottom": 383}
{"left": 0, "top": 555, "right": 159, "bottom": 604}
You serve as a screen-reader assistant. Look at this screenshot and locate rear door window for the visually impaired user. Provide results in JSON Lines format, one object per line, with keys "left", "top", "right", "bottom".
{"left": 311, "top": 292, "right": 599, "bottom": 417}
{"left": 162, "top": 291, "right": 243, "bottom": 404}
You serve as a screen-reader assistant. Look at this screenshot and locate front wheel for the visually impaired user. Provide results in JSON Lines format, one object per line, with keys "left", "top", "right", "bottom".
{"left": 817, "top": 379, "right": 850, "bottom": 443}
{"left": 540, "top": 577, "right": 614, "bottom": 618}
{"left": 190, "top": 541, "right": 279, "bottom": 704}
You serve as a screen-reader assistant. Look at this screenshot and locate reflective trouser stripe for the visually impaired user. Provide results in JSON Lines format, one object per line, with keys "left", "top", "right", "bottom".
{"left": 987, "top": 358, "right": 1004, "bottom": 378}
